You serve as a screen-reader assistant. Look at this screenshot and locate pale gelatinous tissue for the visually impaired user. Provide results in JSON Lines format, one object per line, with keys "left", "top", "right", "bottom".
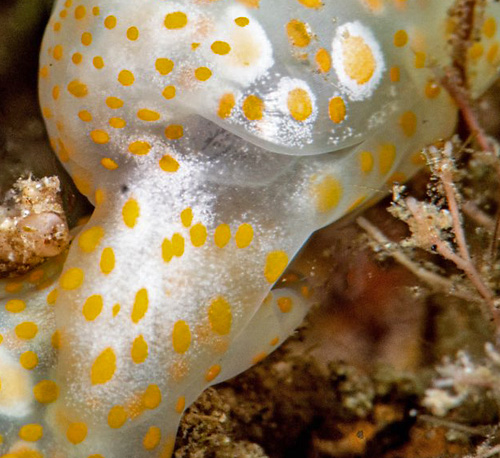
{"left": 1, "top": 0, "right": 500, "bottom": 457}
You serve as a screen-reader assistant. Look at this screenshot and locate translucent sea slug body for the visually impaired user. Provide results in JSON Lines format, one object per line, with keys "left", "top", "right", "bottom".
{"left": 1, "top": 0, "right": 500, "bottom": 457}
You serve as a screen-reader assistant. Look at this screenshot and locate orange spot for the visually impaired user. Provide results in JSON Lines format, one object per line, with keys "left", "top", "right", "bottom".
{"left": 242, "top": 95, "right": 264, "bottom": 121}
{"left": 205, "top": 364, "right": 221, "bottom": 382}
{"left": 164, "top": 12, "right": 188, "bottom": 29}
{"left": 315, "top": 48, "right": 331, "bottom": 73}
{"left": 286, "top": 19, "right": 311, "bottom": 47}
{"left": 287, "top": 88, "right": 313, "bottom": 122}
{"left": 218, "top": 93, "right": 236, "bottom": 119}
{"left": 394, "top": 29, "right": 408, "bottom": 47}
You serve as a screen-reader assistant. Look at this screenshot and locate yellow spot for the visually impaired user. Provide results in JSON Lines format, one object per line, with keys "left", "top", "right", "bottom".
{"left": 29, "top": 269, "right": 43, "bottom": 283}
{"left": 118, "top": 70, "right": 135, "bottom": 86}
{"left": 67, "top": 422, "right": 87, "bottom": 445}
{"left": 297, "top": 0, "right": 322, "bottom": 7}
{"left": 131, "top": 335, "right": 148, "bottom": 364}
{"left": 286, "top": 19, "right": 311, "bottom": 47}
{"left": 469, "top": 42, "right": 484, "bottom": 60}
{"left": 51, "top": 330, "right": 61, "bottom": 349}
{"left": 164, "top": 12, "right": 188, "bottom": 29}
{"left": 53, "top": 44, "right": 63, "bottom": 60}
{"left": 287, "top": 88, "right": 313, "bottom": 122}
{"left": 235, "top": 17, "right": 249, "bottom": 27}
{"left": 399, "top": 110, "right": 417, "bottom": 137}
{"left": 5, "top": 282, "right": 22, "bottom": 293}
{"left": 341, "top": 35, "right": 376, "bottom": 84}
{"left": 195, "top": 66, "right": 212, "bottom": 81}
{"left": 172, "top": 320, "right": 191, "bottom": 354}
{"left": 19, "top": 424, "right": 43, "bottom": 442}
{"left": 159, "top": 155, "right": 180, "bottom": 172}
{"left": 81, "top": 32, "right": 92, "bottom": 46}
{"left": 208, "top": 297, "right": 232, "bottom": 335}
{"left": 54, "top": 21, "right": 61, "bottom": 32}
{"left": 483, "top": 17, "right": 497, "bottom": 39}
{"left": 74, "top": 5, "right": 86, "bottom": 19}
{"left": 78, "top": 226, "right": 105, "bottom": 253}
{"left": 425, "top": 81, "right": 441, "bottom": 99}
{"left": 347, "top": 196, "right": 367, "bottom": 213}
{"left": 315, "top": 48, "right": 331, "bottom": 73}
{"left": 82, "top": 295, "right": 103, "bottom": 321}
{"left": 390, "top": 66, "right": 400, "bottom": 82}
{"left": 128, "top": 141, "right": 151, "bottom": 156}
{"left": 109, "top": 117, "right": 126, "bottom": 128}
{"left": 173, "top": 234, "right": 185, "bottom": 257}
{"left": 106, "top": 96, "right": 124, "bottom": 109}
{"left": 101, "top": 157, "right": 119, "bottom": 170}
{"left": 112, "top": 304, "right": 121, "bottom": 317}
{"left": 214, "top": 224, "right": 231, "bottom": 248}
{"left": 277, "top": 297, "right": 293, "bottom": 313}
{"left": 108, "top": 405, "right": 127, "bottom": 429}
{"left": 378, "top": 143, "right": 397, "bottom": 175}
{"left": 132, "top": 288, "right": 149, "bottom": 324}
{"left": 60, "top": 268, "right": 84, "bottom": 290}
{"left": 264, "top": 251, "right": 289, "bottom": 283}
{"left": 156, "top": 58, "right": 175, "bottom": 76}
{"left": 90, "top": 130, "right": 110, "bottom": 144}
{"left": 180, "top": 208, "right": 193, "bottom": 227}
{"left": 5, "top": 299, "right": 26, "bottom": 313}
{"left": 93, "top": 56, "right": 105, "bottom": 69}
{"left": 67, "top": 80, "right": 88, "bottom": 98}
{"left": 162, "top": 125, "right": 183, "bottom": 142}
{"left": 487, "top": 43, "right": 499, "bottom": 64}
{"left": 162, "top": 233, "right": 185, "bottom": 262}
{"left": 328, "top": 96, "right": 346, "bottom": 123}
{"left": 237, "top": 0, "right": 260, "bottom": 7}
{"left": 72, "top": 52, "right": 83, "bottom": 64}
{"left": 312, "top": 175, "right": 343, "bottom": 213}
{"left": 394, "top": 29, "right": 408, "bottom": 47}
{"left": 92, "top": 6, "right": 100, "bottom": 15}
{"left": 78, "top": 110, "right": 92, "bottom": 122}
{"left": 252, "top": 351, "right": 267, "bottom": 364}
{"left": 20, "top": 351, "right": 38, "bottom": 370}
{"left": 205, "top": 364, "right": 221, "bottom": 382}
{"left": 122, "top": 198, "right": 140, "bottom": 229}
{"left": 33, "top": 380, "right": 59, "bottom": 403}
{"left": 42, "top": 107, "right": 53, "bottom": 119}
{"left": 359, "top": 151, "right": 374, "bottom": 174}
{"left": 162, "top": 85, "right": 176, "bottom": 100}
{"left": 270, "top": 336, "right": 280, "bottom": 346}
{"left": 91, "top": 348, "right": 116, "bottom": 385}
{"left": 175, "top": 396, "right": 186, "bottom": 413}
{"left": 414, "top": 51, "right": 426, "bottom": 69}
{"left": 242, "top": 95, "right": 264, "bottom": 121}
{"left": 127, "top": 26, "right": 139, "bottom": 41}
{"left": 104, "top": 15, "right": 117, "bottom": 29}
{"left": 211, "top": 41, "right": 231, "bottom": 55}
{"left": 387, "top": 171, "right": 406, "bottom": 185}
{"left": 137, "top": 109, "right": 160, "bottom": 122}
{"left": 142, "top": 384, "right": 162, "bottom": 409}
{"left": 52, "top": 85, "right": 60, "bottom": 100}
{"left": 218, "top": 93, "right": 236, "bottom": 119}
{"left": 411, "top": 151, "right": 426, "bottom": 166}
{"left": 40, "top": 66, "right": 49, "bottom": 78}
{"left": 235, "top": 223, "right": 254, "bottom": 248}
{"left": 143, "top": 426, "right": 161, "bottom": 450}
{"left": 95, "top": 189, "right": 105, "bottom": 205}
{"left": 190, "top": 223, "right": 207, "bottom": 247}
{"left": 47, "top": 288, "right": 59, "bottom": 305}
